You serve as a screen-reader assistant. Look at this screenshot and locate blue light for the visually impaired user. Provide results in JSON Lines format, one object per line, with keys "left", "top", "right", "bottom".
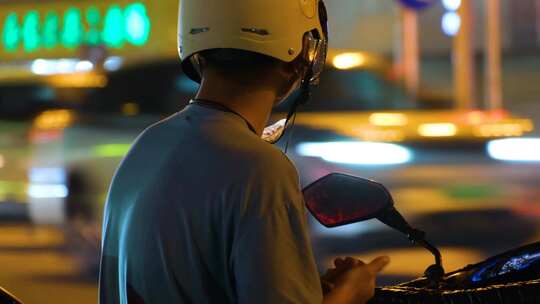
{"left": 29, "top": 167, "right": 66, "bottom": 184}
{"left": 103, "top": 56, "right": 124, "bottom": 71}
{"left": 297, "top": 141, "right": 413, "bottom": 165}
{"left": 442, "top": 12, "right": 461, "bottom": 36}
{"left": 398, "top": 0, "right": 436, "bottom": 10}
{"left": 499, "top": 252, "right": 540, "bottom": 275}
{"left": 471, "top": 252, "right": 540, "bottom": 283}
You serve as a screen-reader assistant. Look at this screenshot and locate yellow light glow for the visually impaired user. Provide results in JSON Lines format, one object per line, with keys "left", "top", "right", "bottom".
{"left": 326, "top": 247, "right": 484, "bottom": 277}
{"left": 466, "top": 111, "right": 486, "bottom": 125}
{"left": 475, "top": 123, "right": 524, "bottom": 138}
{"left": 369, "top": 113, "right": 408, "bottom": 127}
{"left": 357, "top": 129, "right": 405, "bottom": 142}
{"left": 522, "top": 119, "right": 535, "bottom": 132}
{"left": 332, "top": 53, "right": 366, "bottom": 70}
{"left": 418, "top": 123, "right": 457, "bottom": 137}
{"left": 122, "top": 102, "right": 140, "bottom": 116}
{"left": 34, "top": 109, "right": 74, "bottom": 130}
{"left": 46, "top": 73, "right": 108, "bottom": 88}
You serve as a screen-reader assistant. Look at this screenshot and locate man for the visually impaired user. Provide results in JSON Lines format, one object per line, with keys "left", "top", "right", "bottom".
{"left": 99, "top": 0, "right": 390, "bottom": 303}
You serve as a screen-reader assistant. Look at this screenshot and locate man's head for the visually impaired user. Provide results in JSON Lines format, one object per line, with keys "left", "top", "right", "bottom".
{"left": 178, "top": 0, "right": 328, "bottom": 104}
{"left": 192, "top": 40, "right": 313, "bottom": 104}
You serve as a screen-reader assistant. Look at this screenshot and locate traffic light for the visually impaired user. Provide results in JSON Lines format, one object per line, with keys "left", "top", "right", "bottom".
{"left": 441, "top": 0, "right": 462, "bottom": 36}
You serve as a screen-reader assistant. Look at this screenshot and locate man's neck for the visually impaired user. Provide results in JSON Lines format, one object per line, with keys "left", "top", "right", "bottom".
{"left": 194, "top": 77, "right": 277, "bottom": 136}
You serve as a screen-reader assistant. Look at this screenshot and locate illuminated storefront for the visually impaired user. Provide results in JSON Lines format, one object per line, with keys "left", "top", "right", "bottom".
{"left": 0, "top": 1, "right": 178, "bottom": 63}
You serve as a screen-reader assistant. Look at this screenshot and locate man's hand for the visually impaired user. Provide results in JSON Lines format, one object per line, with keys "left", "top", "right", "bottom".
{"left": 322, "top": 256, "right": 390, "bottom": 304}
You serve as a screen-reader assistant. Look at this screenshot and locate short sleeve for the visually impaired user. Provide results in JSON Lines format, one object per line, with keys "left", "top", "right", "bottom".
{"left": 231, "top": 156, "right": 323, "bottom": 304}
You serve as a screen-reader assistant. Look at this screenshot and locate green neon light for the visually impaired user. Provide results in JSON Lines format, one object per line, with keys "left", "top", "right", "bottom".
{"left": 93, "top": 144, "right": 132, "bottom": 158}
{"left": 22, "top": 11, "right": 40, "bottom": 52}
{"left": 2, "top": 13, "right": 21, "bottom": 52}
{"left": 86, "top": 6, "right": 101, "bottom": 45}
{"left": 62, "top": 7, "right": 83, "bottom": 49}
{"left": 125, "top": 3, "right": 151, "bottom": 46}
{"left": 1, "top": 2, "right": 152, "bottom": 54}
{"left": 43, "top": 12, "right": 60, "bottom": 49}
{"left": 445, "top": 185, "right": 501, "bottom": 200}
{"left": 102, "top": 5, "right": 125, "bottom": 48}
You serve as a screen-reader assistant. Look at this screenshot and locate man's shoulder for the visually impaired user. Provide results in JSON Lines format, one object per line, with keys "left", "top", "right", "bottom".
{"left": 134, "top": 111, "right": 299, "bottom": 182}
{"left": 237, "top": 140, "right": 298, "bottom": 180}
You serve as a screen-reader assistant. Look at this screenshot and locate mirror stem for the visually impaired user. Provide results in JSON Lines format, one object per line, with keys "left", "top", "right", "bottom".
{"left": 410, "top": 232, "right": 445, "bottom": 286}
{"left": 407, "top": 229, "right": 442, "bottom": 266}
{"left": 377, "top": 207, "right": 445, "bottom": 286}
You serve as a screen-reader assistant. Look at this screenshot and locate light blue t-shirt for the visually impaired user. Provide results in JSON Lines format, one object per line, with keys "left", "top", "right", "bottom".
{"left": 99, "top": 104, "right": 323, "bottom": 304}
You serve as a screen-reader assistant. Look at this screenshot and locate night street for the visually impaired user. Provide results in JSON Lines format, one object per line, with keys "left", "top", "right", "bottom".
{"left": 0, "top": 158, "right": 539, "bottom": 302}
{"left": 1, "top": 0, "right": 540, "bottom": 303}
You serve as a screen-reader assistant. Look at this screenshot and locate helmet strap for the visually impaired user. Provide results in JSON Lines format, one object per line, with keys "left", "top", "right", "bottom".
{"left": 282, "top": 77, "right": 311, "bottom": 153}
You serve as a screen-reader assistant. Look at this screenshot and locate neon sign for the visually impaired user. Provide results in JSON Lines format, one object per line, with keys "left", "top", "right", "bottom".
{"left": 1, "top": 2, "right": 151, "bottom": 53}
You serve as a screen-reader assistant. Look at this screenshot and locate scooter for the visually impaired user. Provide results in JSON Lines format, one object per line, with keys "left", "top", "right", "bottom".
{"left": 303, "top": 173, "right": 540, "bottom": 304}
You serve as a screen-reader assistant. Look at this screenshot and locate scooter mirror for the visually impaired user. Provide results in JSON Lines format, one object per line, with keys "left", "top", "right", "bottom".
{"left": 304, "top": 173, "right": 446, "bottom": 286}
{"left": 303, "top": 173, "right": 394, "bottom": 227}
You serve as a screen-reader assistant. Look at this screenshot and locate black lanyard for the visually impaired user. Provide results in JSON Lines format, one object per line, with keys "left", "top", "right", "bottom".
{"left": 191, "top": 99, "right": 257, "bottom": 135}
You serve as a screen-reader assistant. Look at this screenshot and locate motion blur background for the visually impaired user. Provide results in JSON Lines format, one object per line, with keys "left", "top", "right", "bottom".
{"left": 0, "top": 0, "right": 539, "bottom": 303}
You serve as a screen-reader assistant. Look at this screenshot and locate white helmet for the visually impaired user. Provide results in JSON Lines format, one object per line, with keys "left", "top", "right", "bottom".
{"left": 178, "top": 0, "right": 328, "bottom": 84}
